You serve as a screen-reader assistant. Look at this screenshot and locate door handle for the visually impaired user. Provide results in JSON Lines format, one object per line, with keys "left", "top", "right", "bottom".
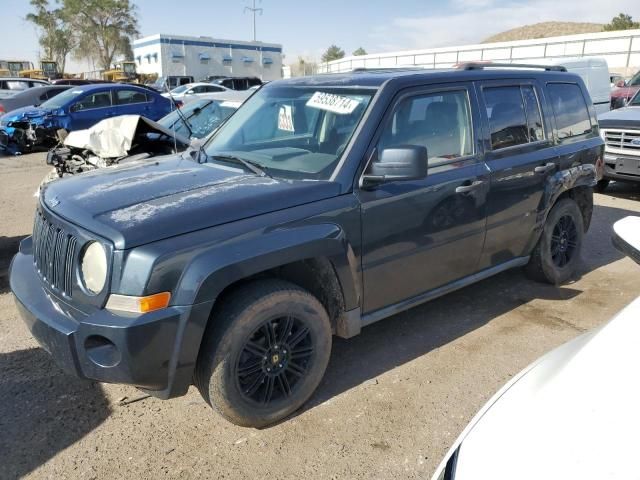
{"left": 455, "top": 180, "right": 484, "bottom": 194}
{"left": 534, "top": 163, "right": 556, "bottom": 174}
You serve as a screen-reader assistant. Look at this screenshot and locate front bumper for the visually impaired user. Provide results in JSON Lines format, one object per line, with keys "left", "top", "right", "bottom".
{"left": 9, "top": 245, "right": 213, "bottom": 399}
{"left": 603, "top": 153, "right": 640, "bottom": 183}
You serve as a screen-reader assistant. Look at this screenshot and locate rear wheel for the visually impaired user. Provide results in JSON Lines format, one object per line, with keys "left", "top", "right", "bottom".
{"left": 526, "top": 198, "right": 584, "bottom": 285}
{"left": 194, "top": 279, "right": 332, "bottom": 428}
{"left": 594, "top": 179, "right": 610, "bottom": 193}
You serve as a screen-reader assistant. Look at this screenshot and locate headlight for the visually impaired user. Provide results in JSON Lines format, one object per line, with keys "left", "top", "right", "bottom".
{"left": 80, "top": 241, "right": 107, "bottom": 294}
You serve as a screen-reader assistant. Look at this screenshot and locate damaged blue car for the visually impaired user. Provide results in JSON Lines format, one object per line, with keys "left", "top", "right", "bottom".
{"left": 0, "top": 83, "right": 173, "bottom": 153}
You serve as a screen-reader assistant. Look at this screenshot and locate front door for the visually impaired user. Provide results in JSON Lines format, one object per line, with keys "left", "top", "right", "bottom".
{"left": 358, "top": 84, "right": 489, "bottom": 314}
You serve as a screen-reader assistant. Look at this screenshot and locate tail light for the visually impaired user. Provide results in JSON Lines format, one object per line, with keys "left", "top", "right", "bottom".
{"left": 0, "top": 104, "right": 4, "bottom": 113}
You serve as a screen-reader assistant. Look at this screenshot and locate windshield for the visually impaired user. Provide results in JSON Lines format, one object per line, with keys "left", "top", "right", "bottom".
{"left": 629, "top": 71, "right": 640, "bottom": 87}
{"left": 158, "top": 99, "right": 241, "bottom": 138}
{"left": 630, "top": 90, "right": 640, "bottom": 106}
{"left": 204, "top": 86, "right": 375, "bottom": 180}
{"left": 170, "top": 84, "right": 190, "bottom": 95}
{"left": 40, "top": 88, "right": 85, "bottom": 109}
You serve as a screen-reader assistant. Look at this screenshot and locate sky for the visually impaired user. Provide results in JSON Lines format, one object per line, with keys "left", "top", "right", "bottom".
{"left": 1, "top": 0, "right": 639, "bottom": 73}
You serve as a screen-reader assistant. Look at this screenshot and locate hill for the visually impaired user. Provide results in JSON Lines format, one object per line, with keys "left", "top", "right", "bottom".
{"left": 483, "top": 21, "right": 603, "bottom": 43}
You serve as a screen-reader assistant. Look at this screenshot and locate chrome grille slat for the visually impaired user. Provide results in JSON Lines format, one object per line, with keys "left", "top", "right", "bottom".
{"left": 604, "top": 128, "right": 640, "bottom": 154}
{"left": 32, "top": 210, "right": 77, "bottom": 297}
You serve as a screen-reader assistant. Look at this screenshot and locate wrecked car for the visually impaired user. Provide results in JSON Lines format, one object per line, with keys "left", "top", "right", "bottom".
{"left": 41, "top": 97, "right": 242, "bottom": 185}
{"left": 0, "top": 83, "right": 173, "bottom": 154}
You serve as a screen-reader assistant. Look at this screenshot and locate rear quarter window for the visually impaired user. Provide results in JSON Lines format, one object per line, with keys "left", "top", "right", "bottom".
{"left": 546, "top": 83, "right": 592, "bottom": 141}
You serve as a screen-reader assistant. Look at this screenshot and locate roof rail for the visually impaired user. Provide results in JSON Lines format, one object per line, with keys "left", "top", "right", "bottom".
{"left": 458, "top": 62, "right": 567, "bottom": 72}
{"left": 351, "top": 66, "right": 427, "bottom": 73}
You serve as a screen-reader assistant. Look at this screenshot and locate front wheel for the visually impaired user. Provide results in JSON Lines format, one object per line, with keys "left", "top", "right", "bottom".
{"left": 526, "top": 198, "right": 584, "bottom": 285}
{"left": 194, "top": 279, "right": 332, "bottom": 428}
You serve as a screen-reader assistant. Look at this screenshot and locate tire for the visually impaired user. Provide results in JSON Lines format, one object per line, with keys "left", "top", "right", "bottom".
{"left": 526, "top": 198, "right": 584, "bottom": 285}
{"left": 594, "top": 179, "right": 609, "bottom": 193}
{"left": 194, "top": 279, "right": 332, "bottom": 428}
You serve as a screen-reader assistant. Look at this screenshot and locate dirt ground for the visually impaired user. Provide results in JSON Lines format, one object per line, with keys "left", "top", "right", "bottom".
{"left": 1, "top": 152, "right": 639, "bottom": 480}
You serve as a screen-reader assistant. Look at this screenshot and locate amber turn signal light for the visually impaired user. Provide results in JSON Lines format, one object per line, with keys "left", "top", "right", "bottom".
{"left": 105, "top": 292, "right": 171, "bottom": 313}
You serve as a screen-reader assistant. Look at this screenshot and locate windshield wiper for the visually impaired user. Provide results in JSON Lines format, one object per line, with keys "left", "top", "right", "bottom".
{"left": 211, "top": 154, "right": 271, "bottom": 177}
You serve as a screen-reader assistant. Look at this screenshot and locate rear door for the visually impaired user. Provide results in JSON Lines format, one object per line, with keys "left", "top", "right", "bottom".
{"left": 114, "top": 88, "right": 153, "bottom": 118}
{"left": 358, "top": 83, "right": 490, "bottom": 314}
{"left": 476, "top": 80, "right": 557, "bottom": 269}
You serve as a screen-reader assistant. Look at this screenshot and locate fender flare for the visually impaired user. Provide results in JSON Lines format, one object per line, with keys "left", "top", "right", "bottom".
{"left": 171, "top": 222, "right": 361, "bottom": 311}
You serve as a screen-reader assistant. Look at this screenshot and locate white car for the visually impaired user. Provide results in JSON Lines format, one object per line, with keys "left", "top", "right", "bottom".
{"left": 432, "top": 216, "right": 640, "bottom": 480}
{"left": 162, "top": 82, "right": 232, "bottom": 101}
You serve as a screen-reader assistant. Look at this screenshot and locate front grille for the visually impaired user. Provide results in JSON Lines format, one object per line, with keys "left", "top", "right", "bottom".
{"left": 603, "top": 129, "right": 640, "bottom": 156}
{"left": 32, "top": 210, "right": 77, "bottom": 297}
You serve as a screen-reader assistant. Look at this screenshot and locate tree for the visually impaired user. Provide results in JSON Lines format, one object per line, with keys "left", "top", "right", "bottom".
{"left": 61, "top": 0, "right": 139, "bottom": 70}
{"left": 25, "top": 0, "right": 74, "bottom": 74}
{"left": 603, "top": 13, "right": 639, "bottom": 31}
{"left": 321, "top": 45, "right": 345, "bottom": 63}
{"left": 352, "top": 47, "right": 367, "bottom": 56}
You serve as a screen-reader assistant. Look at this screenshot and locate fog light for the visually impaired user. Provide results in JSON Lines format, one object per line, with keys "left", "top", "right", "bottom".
{"left": 85, "top": 335, "right": 120, "bottom": 367}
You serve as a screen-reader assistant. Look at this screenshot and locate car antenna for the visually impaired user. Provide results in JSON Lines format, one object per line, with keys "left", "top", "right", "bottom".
{"left": 164, "top": 79, "right": 193, "bottom": 150}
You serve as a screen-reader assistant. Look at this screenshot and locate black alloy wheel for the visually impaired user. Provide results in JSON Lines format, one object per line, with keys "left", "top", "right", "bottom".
{"left": 236, "top": 316, "right": 314, "bottom": 405}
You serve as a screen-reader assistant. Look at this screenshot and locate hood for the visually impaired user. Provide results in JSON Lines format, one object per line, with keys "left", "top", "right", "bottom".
{"left": 450, "top": 296, "right": 640, "bottom": 480}
{"left": 610, "top": 85, "right": 639, "bottom": 99}
{"left": 40, "top": 155, "right": 340, "bottom": 249}
{"left": 0, "top": 105, "right": 52, "bottom": 123}
{"left": 64, "top": 114, "right": 191, "bottom": 158}
{"left": 598, "top": 106, "right": 640, "bottom": 129}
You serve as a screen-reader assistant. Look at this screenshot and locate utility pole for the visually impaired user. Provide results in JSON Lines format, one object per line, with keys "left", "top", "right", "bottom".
{"left": 244, "top": 0, "right": 263, "bottom": 41}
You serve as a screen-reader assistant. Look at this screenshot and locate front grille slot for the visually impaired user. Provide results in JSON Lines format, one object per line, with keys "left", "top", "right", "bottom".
{"left": 32, "top": 211, "right": 77, "bottom": 297}
{"left": 603, "top": 128, "right": 640, "bottom": 154}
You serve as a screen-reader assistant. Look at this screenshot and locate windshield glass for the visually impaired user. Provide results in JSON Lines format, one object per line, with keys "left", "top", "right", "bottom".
{"left": 159, "top": 99, "right": 241, "bottom": 138}
{"left": 629, "top": 71, "right": 640, "bottom": 87}
{"left": 40, "top": 88, "right": 85, "bottom": 109}
{"left": 170, "top": 84, "right": 189, "bottom": 95}
{"left": 204, "top": 86, "right": 375, "bottom": 180}
{"left": 630, "top": 90, "right": 640, "bottom": 106}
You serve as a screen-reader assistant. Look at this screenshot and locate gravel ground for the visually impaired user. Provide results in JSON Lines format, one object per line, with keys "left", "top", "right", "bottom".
{"left": 1, "top": 152, "right": 639, "bottom": 480}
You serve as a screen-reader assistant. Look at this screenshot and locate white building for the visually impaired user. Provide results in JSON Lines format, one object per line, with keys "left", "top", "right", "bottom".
{"left": 133, "top": 34, "right": 283, "bottom": 81}
{"left": 318, "top": 29, "right": 640, "bottom": 76}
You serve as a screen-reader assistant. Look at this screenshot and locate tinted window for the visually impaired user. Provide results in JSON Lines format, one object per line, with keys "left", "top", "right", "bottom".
{"left": 205, "top": 85, "right": 225, "bottom": 93}
{"left": 115, "top": 89, "right": 147, "bottom": 105}
{"left": 378, "top": 90, "right": 474, "bottom": 164}
{"left": 521, "top": 86, "right": 544, "bottom": 142}
{"left": 484, "top": 86, "right": 529, "bottom": 150}
{"left": 547, "top": 83, "right": 592, "bottom": 140}
{"left": 74, "top": 91, "right": 112, "bottom": 111}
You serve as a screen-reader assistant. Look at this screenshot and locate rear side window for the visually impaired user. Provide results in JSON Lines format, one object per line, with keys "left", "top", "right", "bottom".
{"left": 547, "top": 83, "right": 592, "bottom": 141}
{"left": 378, "top": 89, "right": 474, "bottom": 165}
{"left": 115, "top": 89, "right": 148, "bottom": 105}
{"left": 484, "top": 86, "right": 544, "bottom": 150}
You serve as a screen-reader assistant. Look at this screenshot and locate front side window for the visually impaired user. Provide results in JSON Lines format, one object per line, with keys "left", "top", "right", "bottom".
{"left": 73, "top": 91, "right": 112, "bottom": 111}
{"left": 378, "top": 89, "right": 474, "bottom": 164}
{"left": 7, "top": 81, "right": 29, "bottom": 91}
{"left": 115, "top": 89, "right": 148, "bottom": 105}
{"left": 547, "top": 83, "right": 592, "bottom": 141}
{"left": 204, "top": 86, "right": 375, "bottom": 179}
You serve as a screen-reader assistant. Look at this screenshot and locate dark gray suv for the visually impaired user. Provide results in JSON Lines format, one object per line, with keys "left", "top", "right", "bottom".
{"left": 11, "top": 64, "right": 603, "bottom": 427}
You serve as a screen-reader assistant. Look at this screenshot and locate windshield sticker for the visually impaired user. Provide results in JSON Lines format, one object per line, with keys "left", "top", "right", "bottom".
{"left": 306, "top": 92, "right": 360, "bottom": 115}
{"left": 277, "top": 104, "right": 295, "bottom": 132}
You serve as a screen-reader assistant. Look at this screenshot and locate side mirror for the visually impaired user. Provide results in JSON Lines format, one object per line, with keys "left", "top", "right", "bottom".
{"left": 361, "top": 145, "right": 428, "bottom": 189}
{"left": 615, "top": 80, "right": 626, "bottom": 88}
{"left": 613, "top": 216, "right": 640, "bottom": 265}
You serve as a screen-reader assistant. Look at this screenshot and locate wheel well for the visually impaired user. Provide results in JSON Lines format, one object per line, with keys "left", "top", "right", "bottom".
{"left": 556, "top": 185, "right": 593, "bottom": 231}
{"left": 213, "top": 257, "right": 346, "bottom": 335}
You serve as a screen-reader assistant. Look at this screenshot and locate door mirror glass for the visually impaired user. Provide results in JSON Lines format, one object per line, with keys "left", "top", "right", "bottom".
{"left": 361, "top": 146, "right": 428, "bottom": 188}
{"left": 613, "top": 216, "right": 640, "bottom": 265}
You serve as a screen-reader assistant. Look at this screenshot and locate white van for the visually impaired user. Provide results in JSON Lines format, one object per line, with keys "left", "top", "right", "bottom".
{"left": 544, "top": 57, "right": 611, "bottom": 115}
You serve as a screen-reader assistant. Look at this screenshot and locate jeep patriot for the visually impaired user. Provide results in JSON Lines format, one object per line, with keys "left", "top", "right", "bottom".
{"left": 10, "top": 64, "right": 604, "bottom": 427}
